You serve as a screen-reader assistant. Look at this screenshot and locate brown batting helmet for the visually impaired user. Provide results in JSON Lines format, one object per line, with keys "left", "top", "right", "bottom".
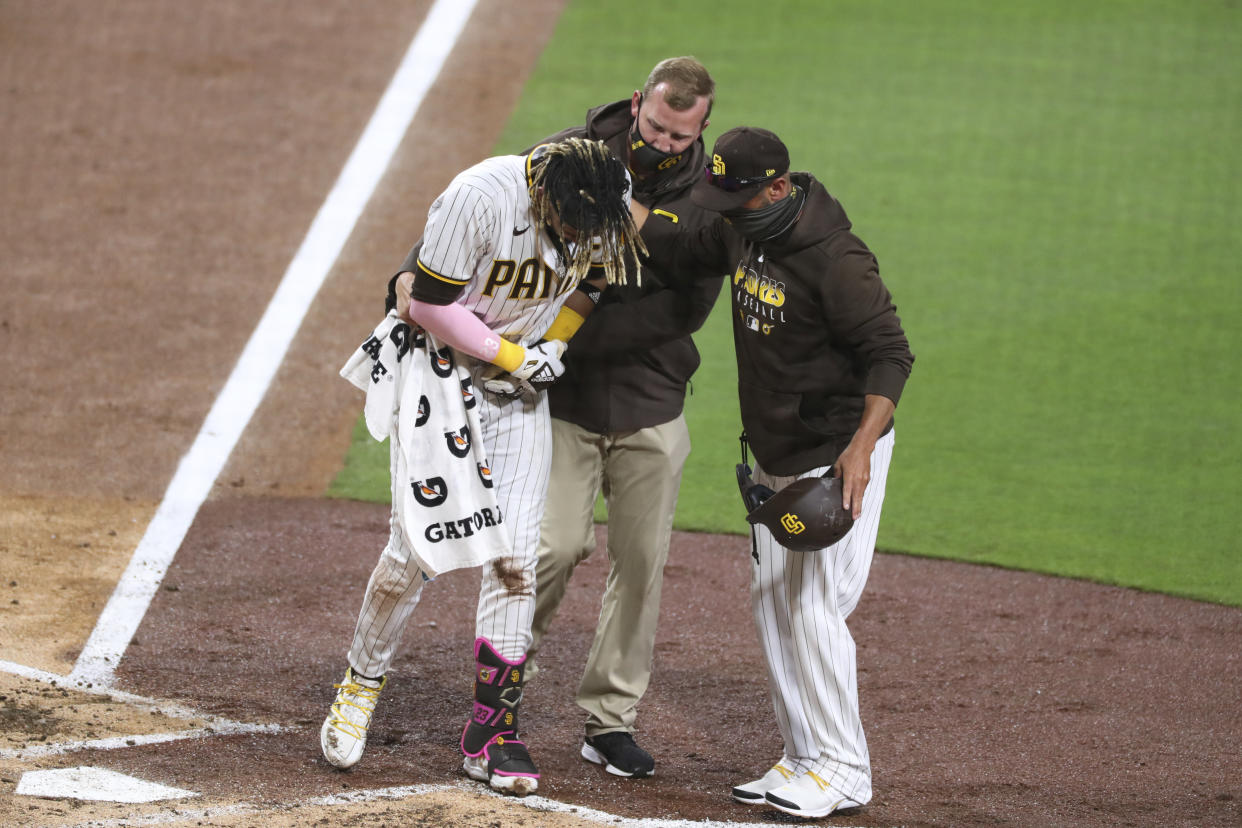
{"left": 736, "top": 464, "right": 855, "bottom": 552}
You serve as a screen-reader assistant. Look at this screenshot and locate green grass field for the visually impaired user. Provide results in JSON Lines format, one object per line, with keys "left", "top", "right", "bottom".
{"left": 331, "top": 0, "right": 1242, "bottom": 606}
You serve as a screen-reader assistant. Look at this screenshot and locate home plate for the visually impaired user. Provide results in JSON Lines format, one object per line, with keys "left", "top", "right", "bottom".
{"left": 16, "top": 767, "right": 199, "bottom": 803}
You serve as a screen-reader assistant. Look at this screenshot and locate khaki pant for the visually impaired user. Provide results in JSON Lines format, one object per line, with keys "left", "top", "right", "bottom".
{"left": 529, "top": 415, "right": 691, "bottom": 736}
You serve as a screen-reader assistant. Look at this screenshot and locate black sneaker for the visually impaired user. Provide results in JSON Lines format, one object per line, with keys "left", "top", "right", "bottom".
{"left": 581, "top": 731, "right": 654, "bottom": 778}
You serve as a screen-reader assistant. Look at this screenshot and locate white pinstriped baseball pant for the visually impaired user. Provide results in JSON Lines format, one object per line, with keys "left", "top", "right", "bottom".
{"left": 748, "top": 428, "right": 895, "bottom": 806}
{"left": 346, "top": 366, "right": 553, "bottom": 676}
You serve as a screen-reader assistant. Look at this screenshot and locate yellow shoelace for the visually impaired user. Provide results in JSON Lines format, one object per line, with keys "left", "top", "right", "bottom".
{"left": 807, "top": 771, "right": 831, "bottom": 791}
{"left": 328, "top": 679, "right": 384, "bottom": 738}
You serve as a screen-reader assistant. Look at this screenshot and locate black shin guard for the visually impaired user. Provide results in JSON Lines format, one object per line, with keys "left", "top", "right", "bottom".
{"left": 460, "top": 637, "right": 539, "bottom": 783}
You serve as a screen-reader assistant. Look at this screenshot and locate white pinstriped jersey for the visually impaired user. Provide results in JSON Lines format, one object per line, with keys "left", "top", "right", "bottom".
{"left": 416, "top": 152, "right": 585, "bottom": 346}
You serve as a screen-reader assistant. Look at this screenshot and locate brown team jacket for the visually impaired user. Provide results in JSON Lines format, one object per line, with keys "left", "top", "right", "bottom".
{"left": 537, "top": 101, "right": 724, "bottom": 433}
{"left": 642, "top": 172, "right": 914, "bottom": 476}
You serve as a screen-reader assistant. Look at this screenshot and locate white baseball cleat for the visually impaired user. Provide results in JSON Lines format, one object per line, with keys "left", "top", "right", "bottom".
{"left": 462, "top": 747, "right": 539, "bottom": 796}
{"left": 320, "top": 667, "right": 386, "bottom": 769}
{"left": 764, "top": 771, "right": 862, "bottom": 818}
{"left": 731, "top": 761, "right": 796, "bottom": 804}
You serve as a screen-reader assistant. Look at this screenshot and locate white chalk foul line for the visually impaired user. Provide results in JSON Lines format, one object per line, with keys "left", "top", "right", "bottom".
{"left": 0, "top": 722, "right": 283, "bottom": 762}
{"left": 49, "top": 780, "right": 830, "bottom": 828}
{"left": 0, "top": 658, "right": 285, "bottom": 761}
{"left": 314, "top": 781, "right": 847, "bottom": 828}
{"left": 68, "top": 0, "right": 480, "bottom": 689}
{"left": 4, "top": 658, "right": 243, "bottom": 719}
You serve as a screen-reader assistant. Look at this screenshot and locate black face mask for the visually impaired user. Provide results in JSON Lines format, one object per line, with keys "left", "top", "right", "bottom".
{"left": 627, "top": 99, "right": 685, "bottom": 177}
{"left": 723, "top": 184, "right": 806, "bottom": 243}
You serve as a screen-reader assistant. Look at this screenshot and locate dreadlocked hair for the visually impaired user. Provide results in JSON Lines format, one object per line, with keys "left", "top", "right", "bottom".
{"left": 528, "top": 137, "right": 647, "bottom": 286}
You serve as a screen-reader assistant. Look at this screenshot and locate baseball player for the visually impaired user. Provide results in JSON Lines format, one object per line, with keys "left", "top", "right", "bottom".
{"left": 630, "top": 127, "right": 914, "bottom": 818}
{"left": 320, "top": 138, "right": 643, "bottom": 797}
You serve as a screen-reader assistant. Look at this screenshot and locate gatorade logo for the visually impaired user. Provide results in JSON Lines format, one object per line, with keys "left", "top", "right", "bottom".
{"left": 412, "top": 477, "right": 448, "bottom": 507}
{"left": 445, "top": 425, "right": 472, "bottom": 457}
{"left": 430, "top": 347, "right": 454, "bottom": 377}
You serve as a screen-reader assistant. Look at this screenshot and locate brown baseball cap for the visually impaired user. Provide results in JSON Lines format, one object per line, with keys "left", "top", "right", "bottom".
{"left": 691, "top": 126, "right": 790, "bottom": 211}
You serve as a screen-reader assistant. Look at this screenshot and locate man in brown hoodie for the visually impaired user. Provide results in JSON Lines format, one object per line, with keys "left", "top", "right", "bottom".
{"left": 632, "top": 125, "right": 914, "bottom": 818}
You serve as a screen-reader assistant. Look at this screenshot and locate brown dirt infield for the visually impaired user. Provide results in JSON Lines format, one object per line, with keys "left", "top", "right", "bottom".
{"left": 2, "top": 3, "right": 1239, "bottom": 827}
